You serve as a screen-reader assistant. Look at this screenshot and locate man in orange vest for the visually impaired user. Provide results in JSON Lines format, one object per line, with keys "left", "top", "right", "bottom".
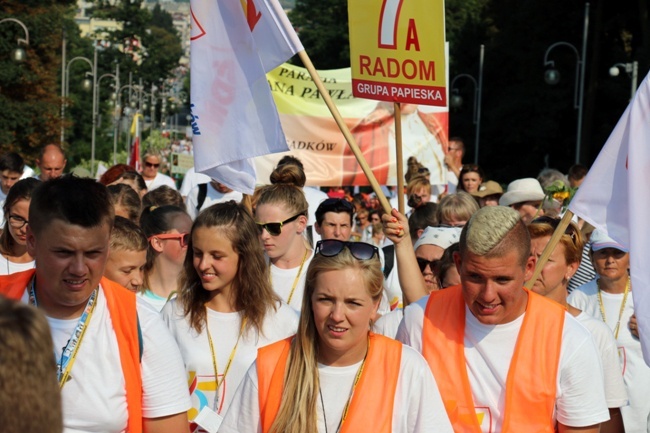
{"left": 0, "top": 176, "right": 191, "bottom": 433}
{"left": 394, "top": 205, "right": 609, "bottom": 432}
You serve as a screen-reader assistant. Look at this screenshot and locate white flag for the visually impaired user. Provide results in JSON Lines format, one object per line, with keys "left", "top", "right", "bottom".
{"left": 569, "top": 71, "right": 650, "bottom": 363}
{"left": 190, "top": 0, "right": 303, "bottom": 194}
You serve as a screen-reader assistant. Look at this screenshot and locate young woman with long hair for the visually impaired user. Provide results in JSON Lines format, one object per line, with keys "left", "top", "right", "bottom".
{"left": 162, "top": 201, "right": 298, "bottom": 429}
{"left": 0, "top": 178, "right": 39, "bottom": 275}
{"left": 139, "top": 205, "right": 192, "bottom": 311}
{"left": 255, "top": 166, "right": 313, "bottom": 311}
{"left": 220, "top": 240, "right": 452, "bottom": 433}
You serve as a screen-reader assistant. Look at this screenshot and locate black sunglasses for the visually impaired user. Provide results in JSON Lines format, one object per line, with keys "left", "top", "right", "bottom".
{"left": 315, "top": 239, "right": 378, "bottom": 260}
{"left": 256, "top": 212, "right": 304, "bottom": 236}
{"left": 416, "top": 257, "right": 440, "bottom": 273}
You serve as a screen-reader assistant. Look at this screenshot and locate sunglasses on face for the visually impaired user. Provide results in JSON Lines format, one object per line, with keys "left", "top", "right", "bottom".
{"left": 144, "top": 161, "right": 160, "bottom": 168}
{"left": 256, "top": 212, "right": 304, "bottom": 236}
{"left": 149, "top": 232, "right": 190, "bottom": 248}
{"left": 315, "top": 239, "right": 378, "bottom": 260}
{"left": 416, "top": 257, "right": 440, "bottom": 273}
{"left": 531, "top": 216, "right": 578, "bottom": 243}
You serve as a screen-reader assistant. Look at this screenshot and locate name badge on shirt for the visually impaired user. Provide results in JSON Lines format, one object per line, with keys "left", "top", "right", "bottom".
{"left": 195, "top": 406, "right": 223, "bottom": 433}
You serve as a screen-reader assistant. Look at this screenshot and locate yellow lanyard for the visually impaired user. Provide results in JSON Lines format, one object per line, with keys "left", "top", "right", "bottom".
{"left": 319, "top": 336, "right": 369, "bottom": 433}
{"left": 29, "top": 281, "right": 98, "bottom": 389}
{"left": 597, "top": 277, "right": 630, "bottom": 340}
{"left": 270, "top": 248, "right": 309, "bottom": 306}
{"left": 205, "top": 312, "right": 247, "bottom": 413}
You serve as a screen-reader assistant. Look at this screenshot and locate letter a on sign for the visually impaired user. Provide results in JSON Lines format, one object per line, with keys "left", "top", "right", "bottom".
{"left": 348, "top": 0, "right": 446, "bottom": 106}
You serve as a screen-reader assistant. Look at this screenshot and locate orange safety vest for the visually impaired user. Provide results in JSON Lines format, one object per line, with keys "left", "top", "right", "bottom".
{"left": 422, "top": 285, "right": 564, "bottom": 433}
{"left": 257, "top": 333, "right": 402, "bottom": 433}
{"left": 0, "top": 270, "right": 143, "bottom": 433}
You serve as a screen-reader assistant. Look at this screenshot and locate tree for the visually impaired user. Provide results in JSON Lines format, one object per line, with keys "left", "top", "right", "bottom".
{"left": 289, "top": 0, "right": 349, "bottom": 69}
{"left": 0, "top": 0, "right": 77, "bottom": 164}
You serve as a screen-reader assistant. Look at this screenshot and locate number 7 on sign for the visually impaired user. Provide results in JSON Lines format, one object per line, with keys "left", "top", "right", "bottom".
{"left": 378, "top": 0, "right": 404, "bottom": 49}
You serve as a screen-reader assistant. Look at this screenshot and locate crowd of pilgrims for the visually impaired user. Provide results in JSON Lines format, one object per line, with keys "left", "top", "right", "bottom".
{"left": 0, "top": 142, "right": 647, "bottom": 433}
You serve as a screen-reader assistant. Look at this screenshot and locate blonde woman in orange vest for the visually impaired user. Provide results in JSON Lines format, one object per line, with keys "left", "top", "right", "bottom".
{"left": 529, "top": 218, "right": 627, "bottom": 433}
{"left": 219, "top": 240, "right": 453, "bottom": 433}
{"left": 384, "top": 205, "right": 609, "bottom": 432}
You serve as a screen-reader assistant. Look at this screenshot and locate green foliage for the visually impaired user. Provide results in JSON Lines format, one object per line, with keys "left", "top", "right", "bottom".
{"left": 289, "top": 0, "right": 349, "bottom": 69}
{"left": 0, "top": 2, "right": 76, "bottom": 164}
{"left": 142, "top": 129, "right": 169, "bottom": 153}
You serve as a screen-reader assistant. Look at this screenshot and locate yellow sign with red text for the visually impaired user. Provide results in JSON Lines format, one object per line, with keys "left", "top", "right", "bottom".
{"left": 348, "top": 0, "right": 446, "bottom": 106}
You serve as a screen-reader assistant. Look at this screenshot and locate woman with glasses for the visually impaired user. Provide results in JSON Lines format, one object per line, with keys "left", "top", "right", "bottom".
{"left": 139, "top": 205, "right": 192, "bottom": 311}
{"left": 255, "top": 176, "right": 313, "bottom": 312}
{"left": 220, "top": 240, "right": 453, "bottom": 433}
{"left": 0, "top": 178, "right": 39, "bottom": 275}
{"left": 374, "top": 226, "right": 461, "bottom": 339}
{"left": 530, "top": 219, "right": 627, "bottom": 432}
{"left": 162, "top": 201, "right": 298, "bottom": 430}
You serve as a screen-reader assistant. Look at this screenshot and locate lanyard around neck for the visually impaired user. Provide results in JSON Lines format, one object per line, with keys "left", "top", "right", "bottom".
{"left": 205, "top": 311, "right": 247, "bottom": 413}
{"left": 319, "top": 336, "right": 369, "bottom": 433}
{"left": 29, "top": 279, "right": 99, "bottom": 388}
{"left": 597, "top": 277, "right": 630, "bottom": 340}
{"left": 269, "top": 248, "right": 310, "bottom": 306}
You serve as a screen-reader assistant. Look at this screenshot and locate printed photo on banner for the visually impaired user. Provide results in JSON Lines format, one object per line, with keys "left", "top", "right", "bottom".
{"left": 255, "top": 63, "right": 449, "bottom": 187}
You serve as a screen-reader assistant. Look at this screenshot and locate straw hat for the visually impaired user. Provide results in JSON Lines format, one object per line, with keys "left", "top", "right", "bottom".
{"left": 471, "top": 181, "right": 503, "bottom": 198}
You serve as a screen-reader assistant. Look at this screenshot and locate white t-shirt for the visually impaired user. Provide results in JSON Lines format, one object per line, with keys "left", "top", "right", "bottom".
{"left": 576, "top": 311, "right": 628, "bottom": 408}
{"left": 447, "top": 169, "right": 459, "bottom": 194}
{"left": 179, "top": 167, "right": 211, "bottom": 197}
{"left": 0, "top": 255, "right": 35, "bottom": 275}
{"left": 397, "top": 295, "right": 610, "bottom": 432}
{"left": 303, "top": 186, "right": 328, "bottom": 226}
{"left": 270, "top": 252, "right": 314, "bottom": 312}
{"left": 219, "top": 344, "right": 454, "bottom": 433}
{"left": 145, "top": 172, "right": 177, "bottom": 191}
{"left": 136, "top": 289, "right": 173, "bottom": 313}
{"left": 569, "top": 280, "right": 650, "bottom": 433}
{"left": 21, "top": 287, "right": 191, "bottom": 433}
{"left": 186, "top": 184, "right": 243, "bottom": 220}
{"left": 373, "top": 308, "right": 403, "bottom": 339}
{"left": 162, "top": 299, "right": 298, "bottom": 426}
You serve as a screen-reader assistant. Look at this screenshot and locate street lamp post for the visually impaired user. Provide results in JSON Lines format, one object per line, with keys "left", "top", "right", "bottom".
{"left": 450, "top": 44, "right": 484, "bottom": 164}
{"left": 609, "top": 61, "right": 638, "bottom": 101}
{"left": 543, "top": 2, "right": 589, "bottom": 164}
{"left": 63, "top": 53, "right": 94, "bottom": 147}
{"left": 97, "top": 65, "right": 119, "bottom": 165}
{"left": 0, "top": 18, "right": 30, "bottom": 62}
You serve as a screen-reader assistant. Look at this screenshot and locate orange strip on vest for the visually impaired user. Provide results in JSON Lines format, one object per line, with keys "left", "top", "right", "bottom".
{"left": 101, "top": 277, "right": 143, "bottom": 433}
{"left": 257, "top": 333, "right": 402, "bottom": 433}
{"left": 422, "top": 285, "right": 564, "bottom": 432}
{"left": 0, "top": 271, "right": 143, "bottom": 433}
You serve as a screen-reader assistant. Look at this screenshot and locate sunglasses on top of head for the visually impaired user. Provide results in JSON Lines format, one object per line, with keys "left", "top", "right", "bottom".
{"left": 315, "top": 239, "right": 378, "bottom": 260}
{"left": 256, "top": 212, "right": 305, "bottom": 236}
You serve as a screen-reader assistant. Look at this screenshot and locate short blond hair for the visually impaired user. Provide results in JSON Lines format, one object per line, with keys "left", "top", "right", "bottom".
{"left": 461, "top": 206, "right": 530, "bottom": 265}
